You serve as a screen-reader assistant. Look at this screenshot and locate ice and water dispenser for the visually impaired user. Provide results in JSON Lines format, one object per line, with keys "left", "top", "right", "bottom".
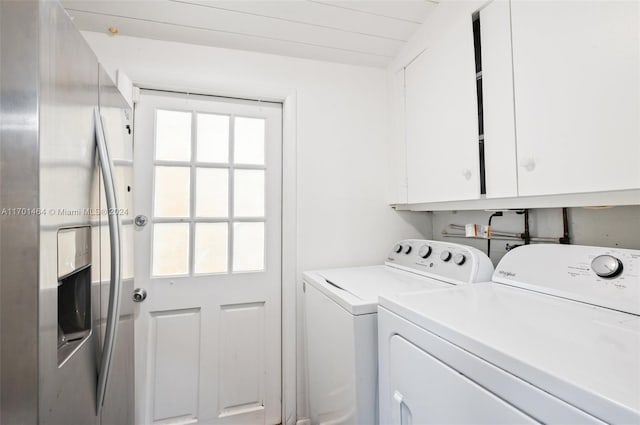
{"left": 57, "top": 226, "right": 92, "bottom": 365}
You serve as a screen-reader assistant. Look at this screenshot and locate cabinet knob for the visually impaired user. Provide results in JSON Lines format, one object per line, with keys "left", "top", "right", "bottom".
{"left": 519, "top": 157, "right": 536, "bottom": 172}
{"left": 462, "top": 169, "right": 472, "bottom": 180}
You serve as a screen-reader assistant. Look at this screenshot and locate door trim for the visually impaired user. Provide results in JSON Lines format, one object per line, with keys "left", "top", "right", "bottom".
{"left": 131, "top": 81, "right": 298, "bottom": 425}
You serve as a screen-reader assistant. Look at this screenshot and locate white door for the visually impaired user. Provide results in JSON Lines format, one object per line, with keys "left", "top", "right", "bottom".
{"left": 133, "top": 90, "right": 282, "bottom": 425}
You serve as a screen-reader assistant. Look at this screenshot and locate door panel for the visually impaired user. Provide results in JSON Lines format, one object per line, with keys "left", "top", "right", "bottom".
{"left": 218, "top": 302, "right": 266, "bottom": 415}
{"left": 134, "top": 90, "right": 282, "bottom": 425}
{"left": 151, "top": 308, "right": 201, "bottom": 423}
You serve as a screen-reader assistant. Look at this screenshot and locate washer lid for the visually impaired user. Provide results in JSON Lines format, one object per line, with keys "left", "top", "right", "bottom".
{"left": 303, "top": 265, "right": 452, "bottom": 315}
{"left": 380, "top": 283, "right": 640, "bottom": 424}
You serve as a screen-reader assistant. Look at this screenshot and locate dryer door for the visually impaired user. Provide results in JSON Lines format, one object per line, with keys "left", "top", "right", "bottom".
{"left": 388, "top": 335, "right": 538, "bottom": 424}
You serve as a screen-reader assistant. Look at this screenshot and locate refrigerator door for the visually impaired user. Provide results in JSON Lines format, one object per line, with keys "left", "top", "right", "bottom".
{"left": 97, "top": 66, "right": 135, "bottom": 425}
{"left": 37, "top": 1, "right": 101, "bottom": 424}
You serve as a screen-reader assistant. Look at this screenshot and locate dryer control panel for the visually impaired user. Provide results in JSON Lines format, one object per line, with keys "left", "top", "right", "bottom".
{"left": 385, "top": 239, "right": 494, "bottom": 285}
{"left": 494, "top": 244, "right": 640, "bottom": 315}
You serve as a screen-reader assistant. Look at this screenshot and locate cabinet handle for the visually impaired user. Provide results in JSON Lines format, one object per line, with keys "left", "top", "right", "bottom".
{"left": 519, "top": 157, "right": 536, "bottom": 172}
{"left": 462, "top": 169, "right": 472, "bottom": 180}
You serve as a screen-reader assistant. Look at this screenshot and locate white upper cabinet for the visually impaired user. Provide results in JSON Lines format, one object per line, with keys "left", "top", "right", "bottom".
{"left": 390, "top": 0, "right": 640, "bottom": 209}
{"left": 511, "top": 0, "right": 640, "bottom": 196}
{"left": 404, "top": 12, "right": 480, "bottom": 204}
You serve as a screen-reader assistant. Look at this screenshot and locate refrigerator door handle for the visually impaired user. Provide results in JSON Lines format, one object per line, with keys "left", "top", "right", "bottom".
{"left": 94, "top": 107, "right": 123, "bottom": 413}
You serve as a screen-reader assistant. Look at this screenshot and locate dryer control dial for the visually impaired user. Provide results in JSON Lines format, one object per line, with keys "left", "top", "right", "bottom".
{"left": 403, "top": 245, "right": 412, "bottom": 255}
{"left": 418, "top": 245, "right": 432, "bottom": 259}
{"left": 440, "top": 251, "right": 452, "bottom": 262}
{"left": 453, "top": 254, "right": 466, "bottom": 266}
{"left": 591, "top": 255, "right": 623, "bottom": 278}
{"left": 393, "top": 244, "right": 403, "bottom": 254}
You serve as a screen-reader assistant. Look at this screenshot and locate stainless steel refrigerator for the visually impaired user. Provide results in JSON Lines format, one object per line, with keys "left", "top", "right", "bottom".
{"left": 0, "top": 1, "right": 135, "bottom": 424}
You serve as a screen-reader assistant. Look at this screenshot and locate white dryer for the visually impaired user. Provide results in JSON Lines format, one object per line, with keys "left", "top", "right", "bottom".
{"left": 378, "top": 244, "right": 640, "bottom": 424}
{"left": 302, "top": 239, "right": 494, "bottom": 425}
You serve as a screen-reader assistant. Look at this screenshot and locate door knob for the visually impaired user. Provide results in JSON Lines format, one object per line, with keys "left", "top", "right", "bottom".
{"left": 134, "top": 215, "right": 148, "bottom": 227}
{"left": 132, "top": 288, "right": 147, "bottom": 303}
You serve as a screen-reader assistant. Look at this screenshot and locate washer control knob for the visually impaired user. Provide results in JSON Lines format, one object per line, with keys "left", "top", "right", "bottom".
{"left": 591, "top": 255, "right": 623, "bottom": 278}
{"left": 453, "top": 254, "right": 466, "bottom": 266}
{"left": 440, "top": 251, "right": 452, "bottom": 262}
{"left": 403, "top": 245, "right": 412, "bottom": 255}
{"left": 418, "top": 245, "right": 432, "bottom": 259}
{"left": 393, "top": 244, "right": 403, "bottom": 254}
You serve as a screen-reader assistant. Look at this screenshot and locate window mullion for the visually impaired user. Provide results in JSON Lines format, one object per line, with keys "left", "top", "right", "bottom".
{"left": 189, "top": 110, "right": 197, "bottom": 276}
{"left": 228, "top": 115, "right": 235, "bottom": 274}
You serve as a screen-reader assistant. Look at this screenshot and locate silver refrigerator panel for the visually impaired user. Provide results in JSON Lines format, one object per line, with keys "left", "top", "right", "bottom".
{"left": 97, "top": 66, "right": 135, "bottom": 425}
{"left": 38, "top": 0, "right": 101, "bottom": 424}
{"left": 0, "top": 1, "right": 40, "bottom": 424}
{"left": 0, "top": 1, "right": 135, "bottom": 424}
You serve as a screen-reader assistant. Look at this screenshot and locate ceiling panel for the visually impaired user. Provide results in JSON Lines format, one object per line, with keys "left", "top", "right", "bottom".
{"left": 62, "top": 0, "right": 437, "bottom": 67}
{"left": 67, "top": 9, "right": 391, "bottom": 67}
{"left": 173, "top": 0, "right": 421, "bottom": 41}
{"left": 311, "top": 0, "right": 437, "bottom": 23}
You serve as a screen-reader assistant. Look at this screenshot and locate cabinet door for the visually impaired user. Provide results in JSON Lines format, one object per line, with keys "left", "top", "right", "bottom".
{"left": 387, "top": 68, "right": 408, "bottom": 204}
{"left": 405, "top": 13, "right": 480, "bottom": 203}
{"left": 511, "top": 1, "right": 640, "bottom": 196}
{"left": 481, "top": 0, "right": 518, "bottom": 199}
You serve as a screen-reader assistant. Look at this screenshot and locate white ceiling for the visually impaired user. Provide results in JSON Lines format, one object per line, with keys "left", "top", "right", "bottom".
{"left": 61, "top": 0, "right": 438, "bottom": 68}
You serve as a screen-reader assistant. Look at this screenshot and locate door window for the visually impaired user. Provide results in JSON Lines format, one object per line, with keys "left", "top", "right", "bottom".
{"left": 151, "top": 109, "right": 267, "bottom": 276}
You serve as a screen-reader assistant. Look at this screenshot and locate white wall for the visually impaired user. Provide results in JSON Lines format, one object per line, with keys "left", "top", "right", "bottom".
{"left": 81, "top": 31, "right": 431, "bottom": 422}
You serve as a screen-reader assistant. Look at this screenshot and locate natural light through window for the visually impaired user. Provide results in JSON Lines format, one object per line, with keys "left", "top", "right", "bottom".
{"left": 151, "top": 109, "right": 267, "bottom": 277}
{"left": 155, "top": 109, "right": 191, "bottom": 161}
{"left": 197, "top": 113, "right": 229, "bottom": 163}
{"left": 234, "top": 117, "right": 265, "bottom": 165}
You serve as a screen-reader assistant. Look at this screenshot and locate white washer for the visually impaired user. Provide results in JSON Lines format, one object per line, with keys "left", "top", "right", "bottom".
{"left": 302, "top": 239, "right": 494, "bottom": 425}
{"left": 379, "top": 244, "right": 640, "bottom": 424}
